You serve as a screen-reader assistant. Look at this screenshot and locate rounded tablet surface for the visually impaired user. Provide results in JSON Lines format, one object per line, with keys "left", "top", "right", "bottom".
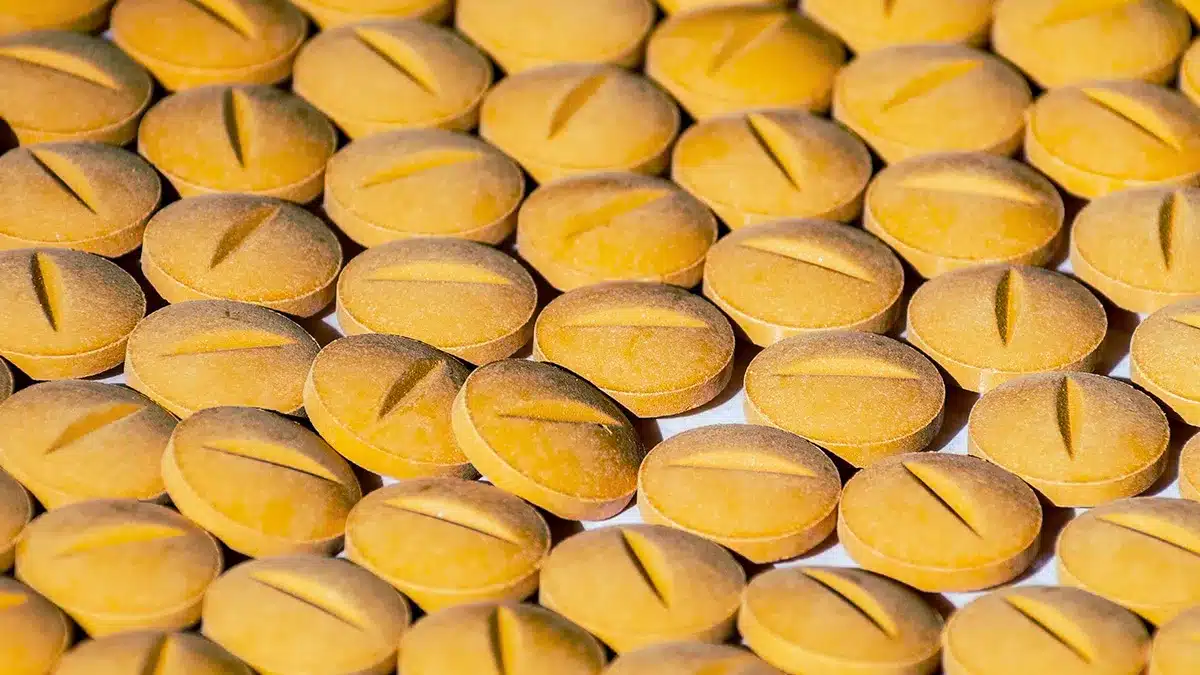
{"left": 125, "top": 300, "right": 317, "bottom": 418}
{"left": 539, "top": 525, "right": 745, "bottom": 653}
{"left": 992, "top": 0, "right": 1189, "bottom": 88}
{"left": 346, "top": 478, "right": 550, "bottom": 611}
{"left": 293, "top": 19, "right": 491, "bottom": 138}
{"left": 1183, "top": 434, "right": 1200, "bottom": 501}
{"left": 141, "top": 195, "right": 342, "bottom": 318}
{"left": 0, "top": 30, "right": 153, "bottom": 146}
{"left": 517, "top": 173, "right": 717, "bottom": 291}
{"left": 479, "top": 63, "right": 680, "bottom": 183}
{"left": 1131, "top": 299, "right": 1200, "bottom": 425}
{"left": 15, "top": 499, "right": 222, "bottom": 636}
{"left": 907, "top": 264, "right": 1107, "bottom": 392}
{"left": 451, "top": 359, "right": 644, "bottom": 520}
{"left": 943, "top": 585, "right": 1150, "bottom": 675}
{"left": 1182, "top": 39, "right": 1200, "bottom": 106}
{"left": 456, "top": 0, "right": 654, "bottom": 74}
{"left": 163, "top": 406, "right": 361, "bottom": 558}
{"left": 0, "top": 469, "right": 32, "bottom": 572}
{"left": 305, "top": 334, "right": 473, "bottom": 480}
{"left": 202, "top": 556, "right": 411, "bottom": 675}
{"left": 1152, "top": 606, "right": 1200, "bottom": 675}
{"left": 110, "top": 0, "right": 307, "bottom": 91}
{"left": 0, "top": 578, "right": 71, "bottom": 675}
{"left": 0, "top": 381, "right": 175, "bottom": 509}
{"left": 740, "top": 566, "right": 943, "bottom": 675}
{"left": 400, "top": 601, "right": 606, "bottom": 675}
{"left": 0, "top": 143, "right": 161, "bottom": 257}
{"left": 533, "top": 282, "right": 735, "bottom": 417}
{"left": 0, "top": 248, "right": 145, "bottom": 380}
{"left": 839, "top": 452, "right": 1043, "bottom": 592}
{"left": 56, "top": 631, "right": 251, "bottom": 675}
{"left": 325, "top": 130, "right": 524, "bottom": 247}
{"left": 745, "top": 332, "right": 945, "bottom": 466}
{"left": 290, "top": 0, "right": 450, "bottom": 28}
{"left": 138, "top": 85, "right": 337, "bottom": 203}
{"left": 969, "top": 373, "right": 1169, "bottom": 507}
{"left": 646, "top": 6, "right": 846, "bottom": 119}
{"left": 1057, "top": 497, "right": 1200, "bottom": 625}
{"left": 337, "top": 239, "right": 537, "bottom": 365}
{"left": 637, "top": 424, "right": 839, "bottom": 562}
{"left": 1025, "top": 81, "right": 1200, "bottom": 199}
{"left": 865, "top": 153, "right": 1064, "bottom": 278}
{"left": 605, "top": 642, "right": 782, "bottom": 675}
{"left": 703, "top": 220, "right": 905, "bottom": 345}
{"left": 1071, "top": 187, "right": 1200, "bottom": 313}
{"left": 0, "top": 0, "right": 112, "bottom": 34}
{"left": 803, "top": 0, "right": 992, "bottom": 53}
{"left": 672, "top": 110, "right": 872, "bottom": 228}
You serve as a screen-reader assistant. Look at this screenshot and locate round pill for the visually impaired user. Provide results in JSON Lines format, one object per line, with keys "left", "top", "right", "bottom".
{"left": 834, "top": 45, "right": 1031, "bottom": 164}
{"left": 1131, "top": 299, "right": 1200, "bottom": 425}
{"left": 15, "top": 499, "right": 222, "bottom": 636}
{"left": 740, "top": 566, "right": 943, "bottom": 675}
{"left": 539, "top": 525, "right": 745, "bottom": 653}
{"left": 802, "top": 0, "right": 993, "bottom": 53}
{"left": 0, "top": 0, "right": 112, "bottom": 34}
{"left": 337, "top": 239, "right": 537, "bottom": 366}
{"left": 1182, "top": 39, "right": 1200, "bottom": 105}
{"left": 703, "top": 219, "right": 905, "bottom": 345}
{"left": 744, "top": 332, "right": 945, "bottom": 467}
{"left": 480, "top": 63, "right": 679, "bottom": 184}
{"left": 293, "top": 19, "right": 491, "bottom": 138}
{"left": 1182, "top": 434, "right": 1200, "bottom": 501}
{"left": 646, "top": 6, "right": 846, "bottom": 119}
{"left": 304, "top": 334, "right": 473, "bottom": 480}
{"left": 456, "top": 0, "right": 654, "bottom": 73}
{"left": 451, "top": 359, "right": 644, "bottom": 520}
{"left": 992, "top": 0, "right": 1189, "bottom": 88}
{"left": 346, "top": 477, "right": 550, "bottom": 611}
{"left": 907, "top": 264, "right": 1107, "bottom": 392}
{"left": 0, "top": 381, "right": 175, "bottom": 509}
{"left": 399, "top": 601, "right": 606, "bottom": 675}
{"left": 0, "top": 578, "right": 71, "bottom": 675}
{"left": 671, "top": 110, "right": 872, "bottom": 228}
{"left": 839, "top": 452, "right": 1043, "bottom": 592}
{"left": 1151, "top": 606, "right": 1200, "bottom": 675}
{"left": 0, "top": 143, "right": 160, "bottom": 257}
{"left": 325, "top": 129, "right": 524, "bottom": 247}
{"left": 0, "top": 30, "right": 153, "bottom": 146}
{"left": 1025, "top": 81, "right": 1200, "bottom": 199}
{"left": 0, "top": 469, "right": 32, "bottom": 573}
{"left": 141, "top": 194, "right": 342, "bottom": 318}
{"left": 943, "top": 585, "right": 1150, "bottom": 675}
{"left": 163, "top": 405, "right": 361, "bottom": 558}
{"left": 1071, "top": 186, "right": 1200, "bottom": 313}
{"left": 0, "top": 248, "right": 145, "bottom": 380}
{"left": 865, "top": 152, "right": 1064, "bottom": 278}
{"left": 110, "top": 0, "right": 307, "bottom": 91}
{"left": 533, "top": 282, "right": 735, "bottom": 417}
{"left": 125, "top": 300, "right": 318, "bottom": 418}
{"left": 637, "top": 424, "right": 839, "bottom": 562}
{"left": 605, "top": 642, "right": 783, "bottom": 675}
{"left": 138, "top": 84, "right": 337, "bottom": 203}
{"left": 517, "top": 173, "right": 717, "bottom": 291}
{"left": 202, "top": 556, "right": 411, "bottom": 675}
{"left": 55, "top": 631, "right": 251, "bottom": 675}
{"left": 1057, "top": 497, "right": 1200, "bottom": 625}
{"left": 290, "top": 0, "right": 450, "bottom": 28}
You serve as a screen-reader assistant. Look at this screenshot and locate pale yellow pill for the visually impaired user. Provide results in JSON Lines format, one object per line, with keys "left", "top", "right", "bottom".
{"left": 517, "top": 173, "right": 718, "bottom": 291}
{"left": 671, "top": 110, "right": 872, "bottom": 229}
{"left": 55, "top": 631, "right": 252, "bottom": 675}
{"left": 0, "top": 381, "right": 176, "bottom": 509}
{"left": 0, "top": 468, "right": 32, "bottom": 572}
{"left": 1057, "top": 497, "right": 1200, "bottom": 625}
{"left": 1130, "top": 299, "right": 1200, "bottom": 425}
{"left": 1182, "top": 39, "right": 1200, "bottom": 105}
{"left": 0, "top": 0, "right": 112, "bottom": 34}
{"left": 744, "top": 331, "right": 945, "bottom": 467}
{"left": 1182, "top": 434, "right": 1200, "bottom": 501}
{"left": 637, "top": 424, "right": 840, "bottom": 563}
{"left": 290, "top": 0, "right": 451, "bottom": 29}
{"left": 140, "top": 194, "right": 342, "bottom": 318}
{"left": 605, "top": 642, "right": 783, "bottom": 675}
{"left": 399, "top": 601, "right": 607, "bottom": 675}
{"left": 740, "top": 566, "right": 944, "bottom": 675}
{"left": 1151, "top": 606, "right": 1200, "bottom": 675}
{"left": 702, "top": 219, "right": 905, "bottom": 345}
{"left": 15, "top": 499, "right": 222, "bottom": 636}
{"left": 539, "top": 525, "right": 745, "bottom": 653}
{"left": 533, "top": 282, "right": 735, "bottom": 418}
{"left": 451, "top": 359, "right": 644, "bottom": 520}
{"left": 163, "top": 405, "right": 361, "bottom": 558}
{"left": 839, "top": 452, "right": 1043, "bottom": 592}
{"left": 0, "top": 142, "right": 161, "bottom": 257}
{"left": 0, "top": 577, "right": 72, "bottom": 675}
{"left": 803, "top": 0, "right": 993, "bottom": 53}
{"left": 943, "top": 585, "right": 1151, "bottom": 675}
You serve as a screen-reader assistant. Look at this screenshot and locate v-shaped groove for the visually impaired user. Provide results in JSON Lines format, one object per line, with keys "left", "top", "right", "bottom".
{"left": 376, "top": 359, "right": 444, "bottom": 421}
{"left": 489, "top": 606, "right": 519, "bottom": 675}
{"left": 210, "top": 205, "right": 279, "bottom": 269}
{"left": 994, "top": 269, "right": 1021, "bottom": 346}
{"left": 201, "top": 444, "right": 342, "bottom": 485}
{"left": 1054, "top": 377, "right": 1082, "bottom": 459}
{"left": 222, "top": 88, "right": 250, "bottom": 168}
{"left": 1158, "top": 191, "right": 1185, "bottom": 271}
{"left": 250, "top": 574, "right": 368, "bottom": 632}
{"left": 27, "top": 149, "right": 97, "bottom": 215}
{"left": 1096, "top": 514, "right": 1200, "bottom": 558}
{"left": 1005, "top": 595, "right": 1094, "bottom": 664}
{"left": 29, "top": 252, "right": 62, "bottom": 332}
{"left": 1082, "top": 88, "right": 1184, "bottom": 152}
{"left": 620, "top": 530, "right": 669, "bottom": 607}
{"left": 902, "top": 462, "right": 982, "bottom": 537}
{"left": 183, "top": 0, "right": 257, "bottom": 39}
{"left": 45, "top": 403, "right": 143, "bottom": 454}
{"left": 138, "top": 634, "right": 169, "bottom": 675}
{"left": 354, "top": 28, "right": 438, "bottom": 95}
{"left": 803, "top": 569, "right": 898, "bottom": 637}
{"left": 880, "top": 60, "right": 980, "bottom": 112}
{"left": 548, "top": 73, "right": 608, "bottom": 139}
{"left": 707, "top": 15, "right": 787, "bottom": 75}
{"left": 745, "top": 113, "right": 801, "bottom": 190}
